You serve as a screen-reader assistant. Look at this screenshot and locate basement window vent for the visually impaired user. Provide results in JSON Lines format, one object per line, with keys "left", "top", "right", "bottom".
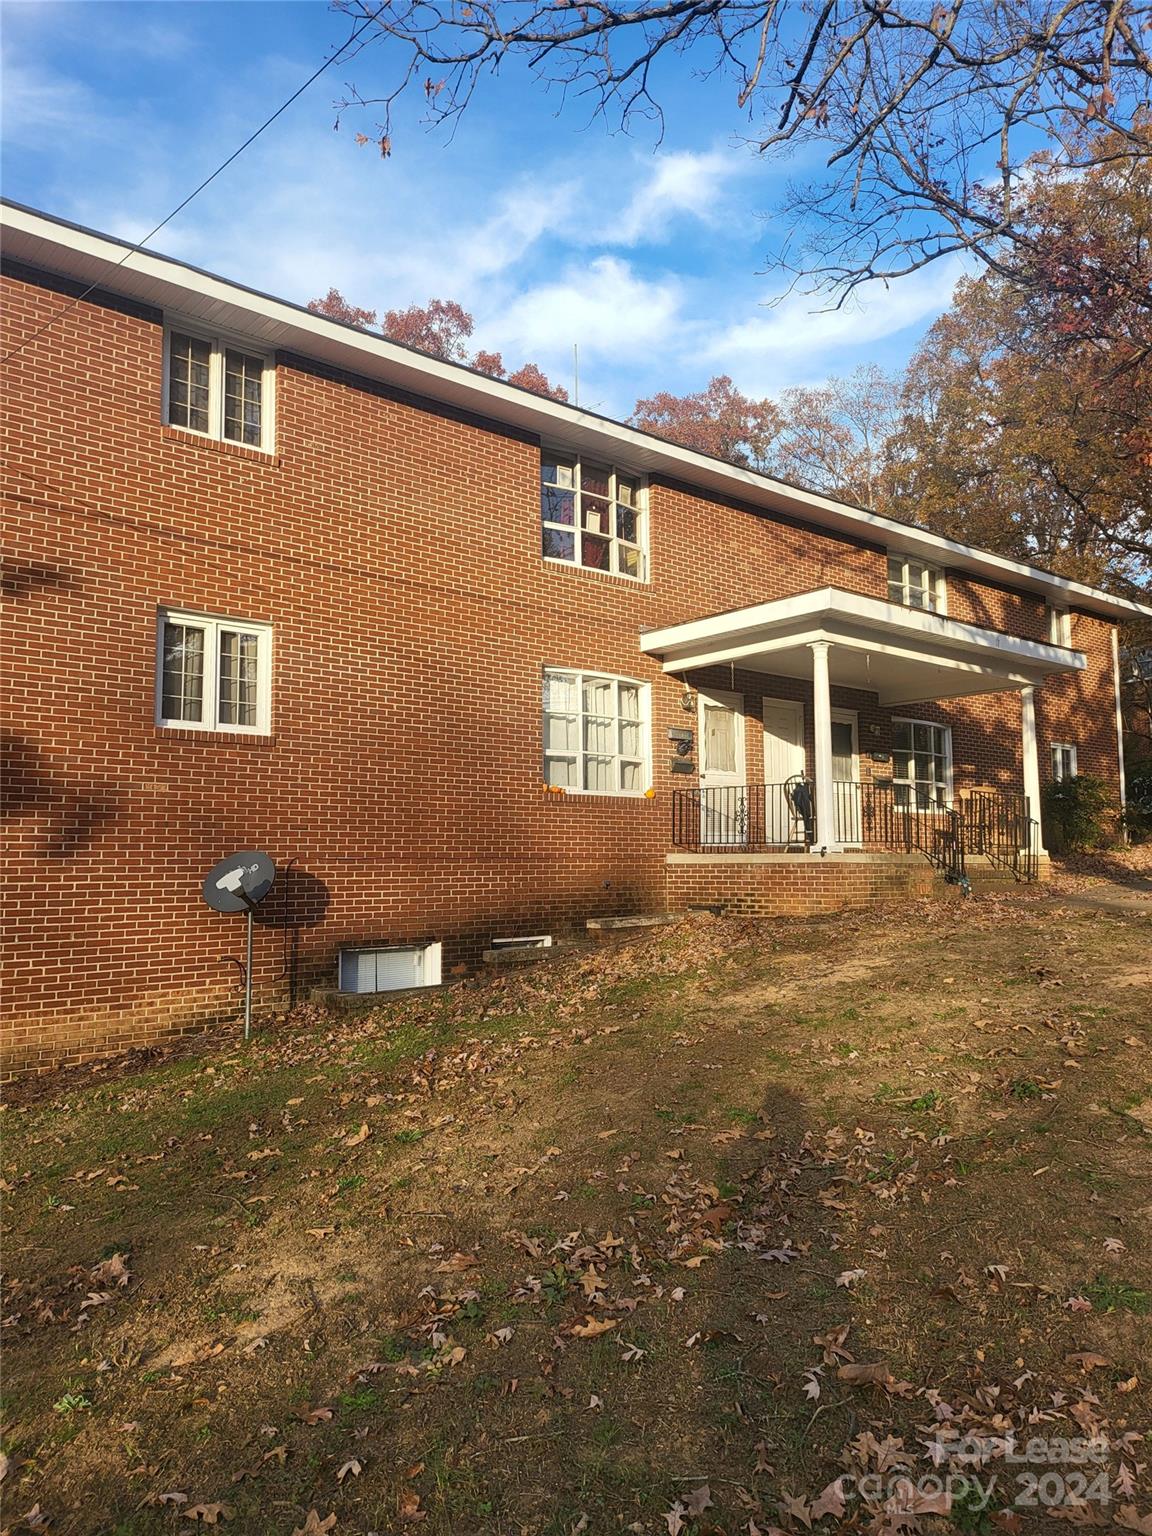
{"left": 338, "top": 943, "right": 442, "bottom": 994}
{"left": 490, "top": 935, "right": 553, "bottom": 950}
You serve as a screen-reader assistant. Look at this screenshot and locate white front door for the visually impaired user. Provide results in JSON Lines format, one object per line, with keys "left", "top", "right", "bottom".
{"left": 831, "top": 709, "right": 860, "bottom": 843}
{"left": 698, "top": 689, "right": 746, "bottom": 845}
{"left": 762, "top": 698, "right": 805, "bottom": 843}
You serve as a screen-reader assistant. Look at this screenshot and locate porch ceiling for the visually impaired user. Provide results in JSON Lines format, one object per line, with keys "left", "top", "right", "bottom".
{"left": 639, "top": 587, "right": 1087, "bottom": 706}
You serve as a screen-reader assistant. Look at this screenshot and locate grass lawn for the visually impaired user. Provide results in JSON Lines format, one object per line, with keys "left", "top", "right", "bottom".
{"left": 2, "top": 887, "right": 1150, "bottom": 1535}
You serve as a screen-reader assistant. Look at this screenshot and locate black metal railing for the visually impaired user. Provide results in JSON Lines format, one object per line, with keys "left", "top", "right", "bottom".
{"left": 670, "top": 782, "right": 813, "bottom": 852}
{"left": 672, "top": 780, "right": 1040, "bottom": 882}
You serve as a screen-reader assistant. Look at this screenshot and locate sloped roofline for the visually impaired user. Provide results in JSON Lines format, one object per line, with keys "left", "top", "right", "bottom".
{"left": 3, "top": 197, "right": 1149, "bottom": 623}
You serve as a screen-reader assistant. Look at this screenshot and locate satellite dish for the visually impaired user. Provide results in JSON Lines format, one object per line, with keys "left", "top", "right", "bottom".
{"left": 203, "top": 851, "right": 276, "bottom": 914}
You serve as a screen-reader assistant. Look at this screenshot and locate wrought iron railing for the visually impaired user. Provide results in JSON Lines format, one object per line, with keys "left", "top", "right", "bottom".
{"left": 671, "top": 779, "right": 1040, "bottom": 882}
{"left": 670, "top": 782, "right": 813, "bottom": 852}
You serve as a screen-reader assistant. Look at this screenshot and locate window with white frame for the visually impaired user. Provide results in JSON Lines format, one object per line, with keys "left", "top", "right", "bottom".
{"left": 887, "top": 554, "right": 945, "bottom": 613}
{"left": 1047, "top": 605, "right": 1072, "bottom": 647}
{"left": 165, "top": 326, "right": 272, "bottom": 449}
{"left": 339, "top": 943, "right": 442, "bottom": 993}
{"left": 1051, "top": 743, "right": 1077, "bottom": 781}
{"left": 543, "top": 669, "right": 648, "bottom": 793}
{"left": 892, "top": 719, "right": 952, "bottom": 809}
{"left": 156, "top": 610, "right": 272, "bottom": 733}
{"left": 541, "top": 453, "right": 646, "bottom": 579}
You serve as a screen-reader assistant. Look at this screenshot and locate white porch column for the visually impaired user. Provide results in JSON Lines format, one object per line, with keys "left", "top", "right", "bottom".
{"left": 810, "top": 640, "right": 839, "bottom": 851}
{"left": 1020, "top": 686, "right": 1047, "bottom": 855}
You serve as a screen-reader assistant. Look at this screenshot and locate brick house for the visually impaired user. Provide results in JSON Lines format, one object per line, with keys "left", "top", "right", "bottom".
{"left": 2, "top": 200, "right": 1147, "bottom": 1077}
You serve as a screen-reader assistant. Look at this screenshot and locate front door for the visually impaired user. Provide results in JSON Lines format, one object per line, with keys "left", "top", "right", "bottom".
{"left": 831, "top": 709, "right": 860, "bottom": 843}
{"left": 762, "top": 698, "right": 805, "bottom": 843}
{"left": 698, "top": 689, "right": 746, "bottom": 845}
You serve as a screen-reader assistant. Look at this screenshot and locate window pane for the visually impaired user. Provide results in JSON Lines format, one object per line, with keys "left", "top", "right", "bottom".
{"left": 543, "top": 528, "right": 576, "bottom": 561}
{"left": 584, "top": 714, "right": 615, "bottom": 754}
{"left": 584, "top": 755, "right": 614, "bottom": 792}
{"left": 545, "top": 755, "right": 577, "bottom": 787}
{"left": 545, "top": 714, "right": 577, "bottom": 752}
{"left": 223, "top": 351, "right": 263, "bottom": 445}
{"left": 544, "top": 672, "right": 577, "bottom": 712}
{"left": 542, "top": 457, "right": 574, "bottom": 489}
{"left": 583, "top": 678, "right": 613, "bottom": 713}
{"left": 582, "top": 535, "right": 610, "bottom": 570}
{"left": 218, "top": 630, "right": 259, "bottom": 726}
{"left": 619, "top": 759, "right": 642, "bottom": 792}
{"left": 892, "top": 722, "right": 912, "bottom": 752}
{"left": 168, "top": 333, "right": 211, "bottom": 433}
{"left": 618, "top": 684, "right": 640, "bottom": 719}
{"left": 581, "top": 464, "right": 610, "bottom": 499}
{"left": 582, "top": 496, "right": 611, "bottom": 535}
{"left": 616, "top": 504, "right": 638, "bottom": 542}
{"left": 620, "top": 719, "right": 642, "bottom": 757}
{"left": 616, "top": 476, "right": 638, "bottom": 507}
{"left": 618, "top": 545, "right": 641, "bottom": 578}
{"left": 542, "top": 486, "right": 575, "bottom": 525}
{"left": 702, "top": 704, "right": 737, "bottom": 774}
{"left": 161, "top": 622, "right": 205, "bottom": 722}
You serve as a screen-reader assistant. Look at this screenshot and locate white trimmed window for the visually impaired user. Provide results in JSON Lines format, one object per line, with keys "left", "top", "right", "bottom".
{"left": 892, "top": 719, "right": 952, "bottom": 809}
{"left": 887, "top": 555, "right": 945, "bottom": 613}
{"left": 156, "top": 610, "right": 272, "bottom": 734}
{"left": 541, "top": 452, "right": 646, "bottom": 580}
{"left": 543, "top": 669, "right": 649, "bottom": 794}
{"left": 1051, "top": 743, "right": 1077, "bottom": 781}
{"left": 165, "top": 325, "right": 273, "bottom": 449}
{"left": 339, "top": 943, "right": 442, "bottom": 993}
{"left": 1047, "top": 606, "right": 1072, "bottom": 646}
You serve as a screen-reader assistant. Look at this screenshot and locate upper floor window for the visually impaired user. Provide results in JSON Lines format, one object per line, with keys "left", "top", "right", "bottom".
{"left": 165, "top": 326, "right": 273, "bottom": 450}
{"left": 543, "top": 669, "right": 649, "bottom": 793}
{"left": 1051, "top": 743, "right": 1077, "bottom": 781}
{"left": 887, "top": 555, "right": 944, "bottom": 613}
{"left": 1047, "top": 605, "right": 1072, "bottom": 647}
{"left": 157, "top": 610, "right": 272, "bottom": 734}
{"left": 541, "top": 453, "right": 646, "bottom": 580}
{"left": 892, "top": 719, "right": 952, "bottom": 809}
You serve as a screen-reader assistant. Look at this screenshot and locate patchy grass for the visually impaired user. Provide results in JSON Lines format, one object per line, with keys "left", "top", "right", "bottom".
{"left": 2, "top": 891, "right": 1150, "bottom": 1535}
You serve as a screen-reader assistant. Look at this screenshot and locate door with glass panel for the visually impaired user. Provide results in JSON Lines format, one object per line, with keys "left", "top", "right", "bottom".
{"left": 698, "top": 690, "right": 746, "bottom": 845}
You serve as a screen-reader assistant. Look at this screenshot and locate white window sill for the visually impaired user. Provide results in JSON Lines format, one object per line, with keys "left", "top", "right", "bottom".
{"left": 543, "top": 556, "right": 648, "bottom": 586}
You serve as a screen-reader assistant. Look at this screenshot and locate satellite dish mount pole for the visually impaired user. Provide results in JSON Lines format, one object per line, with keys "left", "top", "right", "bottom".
{"left": 238, "top": 892, "right": 256, "bottom": 1042}
{"left": 202, "top": 852, "right": 276, "bottom": 1046}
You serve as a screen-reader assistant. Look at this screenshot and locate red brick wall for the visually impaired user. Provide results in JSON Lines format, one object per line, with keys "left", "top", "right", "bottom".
{"left": 0, "top": 264, "right": 1123, "bottom": 1074}
{"left": 666, "top": 855, "right": 946, "bottom": 916}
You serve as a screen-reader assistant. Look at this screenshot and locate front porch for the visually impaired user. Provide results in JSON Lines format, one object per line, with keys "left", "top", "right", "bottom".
{"left": 642, "top": 586, "right": 1085, "bottom": 892}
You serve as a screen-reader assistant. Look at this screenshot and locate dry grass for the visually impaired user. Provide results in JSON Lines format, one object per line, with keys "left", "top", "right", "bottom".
{"left": 2, "top": 887, "right": 1150, "bottom": 1536}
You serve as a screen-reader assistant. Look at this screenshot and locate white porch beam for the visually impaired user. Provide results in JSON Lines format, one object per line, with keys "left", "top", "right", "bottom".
{"left": 1021, "top": 686, "right": 1048, "bottom": 855}
{"left": 810, "top": 641, "right": 839, "bottom": 853}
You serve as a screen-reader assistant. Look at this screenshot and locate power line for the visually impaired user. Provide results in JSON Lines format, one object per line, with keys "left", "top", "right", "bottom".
{"left": 3, "top": 11, "right": 379, "bottom": 364}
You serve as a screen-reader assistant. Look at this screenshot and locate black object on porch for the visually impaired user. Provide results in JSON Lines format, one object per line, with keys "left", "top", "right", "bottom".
{"left": 671, "top": 781, "right": 1041, "bottom": 882}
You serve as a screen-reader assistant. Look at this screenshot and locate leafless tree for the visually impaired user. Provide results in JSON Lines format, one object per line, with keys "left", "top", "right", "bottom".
{"left": 333, "top": 0, "right": 1152, "bottom": 302}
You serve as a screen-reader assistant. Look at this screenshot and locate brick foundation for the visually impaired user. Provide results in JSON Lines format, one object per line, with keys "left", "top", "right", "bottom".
{"left": 666, "top": 852, "right": 950, "bottom": 917}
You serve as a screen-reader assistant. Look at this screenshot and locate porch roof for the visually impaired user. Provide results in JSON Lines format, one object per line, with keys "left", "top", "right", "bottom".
{"left": 639, "top": 587, "right": 1086, "bottom": 706}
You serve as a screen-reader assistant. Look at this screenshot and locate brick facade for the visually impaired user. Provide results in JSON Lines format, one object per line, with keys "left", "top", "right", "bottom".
{"left": 0, "top": 256, "right": 1127, "bottom": 1077}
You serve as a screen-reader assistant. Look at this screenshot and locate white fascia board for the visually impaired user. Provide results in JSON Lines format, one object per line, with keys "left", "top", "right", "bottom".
{"left": 641, "top": 587, "right": 1088, "bottom": 673}
{"left": 4, "top": 198, "right": 1151, "bottom": 625}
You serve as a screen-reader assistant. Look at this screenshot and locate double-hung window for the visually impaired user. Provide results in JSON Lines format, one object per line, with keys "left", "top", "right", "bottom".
{"left": 165, "top": 326, "right": 272, "bottom": 449}
{"left": 1051, "top": 743, "right": 1077, "bottom": 781}
{"left": 157, "top": 610, "right": 272, "bottom": 734}
{"left": 892, "top": 719, "right": 952, "bottom": 809}
{"left": 1047, "top": 606, "right": 1072, "bottom": 647}
{"left": 543, "top": 669, "right": 648, "bottom": 793}
{"left": 887, "top": 555, "right": 945, "bottom": 613}
{"left": 541, "top": 453, "right": 646, "bottom": 579}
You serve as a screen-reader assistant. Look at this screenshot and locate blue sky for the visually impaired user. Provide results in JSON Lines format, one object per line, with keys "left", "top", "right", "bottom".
{"left": 1, "top": 0, "right": 967, "bottom": 418}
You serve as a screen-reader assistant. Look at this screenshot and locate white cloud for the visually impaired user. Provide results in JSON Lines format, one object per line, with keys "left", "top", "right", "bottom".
{"left": 611, "top": 148, "right": 752, "bottom": 244}
{"left": 492, "top": 254, "right": 683, "bottom": 359}
{"left": 705, "top": 257, "right": 968, "bottom": 395}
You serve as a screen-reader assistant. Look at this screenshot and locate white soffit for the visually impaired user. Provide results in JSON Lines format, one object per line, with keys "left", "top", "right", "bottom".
{"left": 640, "top": 587, "right": 1088, "bottom": 705}
{"left": 3, "top": 199, "right": 1150, "bottom": 626}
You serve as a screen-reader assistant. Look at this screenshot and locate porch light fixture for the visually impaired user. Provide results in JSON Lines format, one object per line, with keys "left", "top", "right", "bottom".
{"left": 680, "top": 684, "right": 696, "bottom": 712}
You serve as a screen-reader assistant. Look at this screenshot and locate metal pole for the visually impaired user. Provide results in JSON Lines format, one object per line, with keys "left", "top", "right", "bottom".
{"left": 244, "top": 906, "right": 254, "bottom": 1042}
